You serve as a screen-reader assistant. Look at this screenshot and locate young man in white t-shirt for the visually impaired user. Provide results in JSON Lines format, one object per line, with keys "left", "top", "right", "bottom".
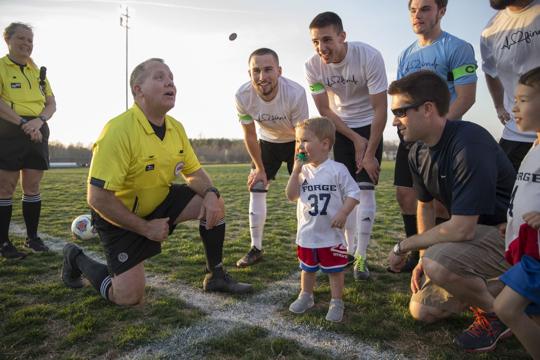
{"left": 286, "top": 117, "right": 360, "bottom": 322}
{"left": 494, "top": 66, "right": 540, "bottom": 359}
{"left": 305, "top": 12, "right": 388, "bottom": 280}
{"left": 481, "top": 0, "right": 540, "bottom": 171}
{"left": 235, "top": 48, "right": 309, "bottom": 267}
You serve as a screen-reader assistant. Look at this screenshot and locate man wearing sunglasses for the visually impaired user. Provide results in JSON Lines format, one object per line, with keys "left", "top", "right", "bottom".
{"left": 394, "top": 0, "right": 478, "bottom": 273}
{"left": 387, "top": 70, "right": 516, "bottom": 353}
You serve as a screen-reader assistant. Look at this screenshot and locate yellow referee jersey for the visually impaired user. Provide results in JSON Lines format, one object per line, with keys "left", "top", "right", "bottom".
{"left": 0, "top": 55, "right": 53, "bottom": 116}
{"left": 89, "top": 104, "right": 201, "bottom": 217}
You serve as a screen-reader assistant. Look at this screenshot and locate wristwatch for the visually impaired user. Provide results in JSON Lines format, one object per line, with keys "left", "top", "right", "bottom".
{"left": 204, "top": 186, "right": 220, "bottom": 199}
{"left": 19, "top": 117, "right": 28, "bottom": 127}
{"left": 38, "top": 115, "right": 47, "bottom": 122}
{"left": 392, "top": 242, "right": 405, "bottom": 256}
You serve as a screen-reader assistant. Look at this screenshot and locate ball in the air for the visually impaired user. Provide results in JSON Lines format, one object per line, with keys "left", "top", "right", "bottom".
{"left": 229, "top": 32, "right": 237, "bottom": 41}
{"left": 71, "top": 214, "right": 97, "bottom": 240}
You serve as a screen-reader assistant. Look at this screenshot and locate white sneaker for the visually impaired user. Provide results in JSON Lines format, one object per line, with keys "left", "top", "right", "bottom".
{"left": 325, "top": 298, "right": 344, "bottom": 322}
{"left": 289, "top": 292, "right": 314, "bottom": 314}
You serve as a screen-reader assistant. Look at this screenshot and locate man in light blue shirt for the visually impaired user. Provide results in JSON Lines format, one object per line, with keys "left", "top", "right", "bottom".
{"left": 393, "top": 0, "right": 478, "bottom": 273}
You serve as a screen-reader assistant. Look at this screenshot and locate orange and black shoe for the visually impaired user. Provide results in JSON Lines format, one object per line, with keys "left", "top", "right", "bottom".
{"left": 454, "top": 307, "right": 512, "bottom": 352}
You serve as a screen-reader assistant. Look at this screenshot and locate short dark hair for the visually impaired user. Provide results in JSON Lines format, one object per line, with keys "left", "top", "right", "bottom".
{"left": 248, "top": 48, "right": 279, "bottom": 65}
{"left": 4, "top": 22, "right": 32, "bottom": 41}
{"left": 388, "top": 70, "right": 450, "bottom": 117}
{"left": 130, "top": 58, "right": 165, "bottom": 96}
{"left": 309, "top": 12, "right": 344, "bottom": 33}
{"left": 519, "top": 66, "right": 540, "bottom": 90}
{"left": 408, "top": 0, "right": 447, "bottom": 9}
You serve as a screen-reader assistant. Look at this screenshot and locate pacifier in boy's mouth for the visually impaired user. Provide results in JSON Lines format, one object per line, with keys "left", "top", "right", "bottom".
{"left": 296, "top": 152, "right": 308, "bottom": 162}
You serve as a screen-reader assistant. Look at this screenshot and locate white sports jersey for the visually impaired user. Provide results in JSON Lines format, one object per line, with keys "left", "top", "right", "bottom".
{"left": 481, "top": 1, "right": 540, "bottom": 142}
{"left": 296, "top": 159, "right": 361, "bottom": 248}
{"left": 506, "top": 142, "right": 540, "bottom": 250}
{"left": 305, "top": 41, "right": 388, "bottom": 128}
{"left": 235, "top": 77, "right": 309, "bottom": 143}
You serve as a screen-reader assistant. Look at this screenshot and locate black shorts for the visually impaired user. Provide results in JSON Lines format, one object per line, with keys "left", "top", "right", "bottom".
{"left": 255, "top": 140, "right": 295, "bottom": 180}
{"left": 0, "top": 117, "right": 50, "bottom": 171}
{"left": 499, "top": 138, "right": 533, "bottom": 172}
{"left": 92, "top": 184, "right": 196, "bottom": 275}
{"left": 393, "top": 140, "right": 414, "bottom": 187}
{"left": 333, "top": 125, "right": 383, "bottom": 184}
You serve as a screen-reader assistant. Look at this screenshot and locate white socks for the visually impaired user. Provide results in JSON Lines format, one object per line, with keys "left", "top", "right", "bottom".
{"left": 249, "top": 192, "right": 266, "bottom": 250}
{"left": 344, "top": 206, "right": 358, "bottom": 255}
{"left": 355, "top": 184, "right": 376, "bottom": 258}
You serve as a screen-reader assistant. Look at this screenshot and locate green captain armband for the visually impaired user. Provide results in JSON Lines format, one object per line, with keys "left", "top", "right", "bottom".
{"left": 451, "top": 64, "right": 477, "bottom": 81}
{"left": 309, "top": 83, "right": 325, "bottom": 93}
{"left": 238, "top": 114, "right": 253, "bottom": 122}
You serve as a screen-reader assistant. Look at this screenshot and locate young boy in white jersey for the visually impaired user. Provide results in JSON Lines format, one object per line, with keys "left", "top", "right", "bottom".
{"left": 493, "top": 66, "right": 540, "bottom": 359}
{"left": 286, "top": 117, "right": 360, "bottom": 322}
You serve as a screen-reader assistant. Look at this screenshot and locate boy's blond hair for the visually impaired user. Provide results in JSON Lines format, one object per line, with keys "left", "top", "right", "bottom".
{"left": 297, "top": 117, "right": 336, "bottom": 147}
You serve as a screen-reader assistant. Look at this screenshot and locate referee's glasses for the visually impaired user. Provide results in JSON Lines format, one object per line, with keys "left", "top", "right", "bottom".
{"left": 391, "top": 102, "right": 426, "bottom": 118}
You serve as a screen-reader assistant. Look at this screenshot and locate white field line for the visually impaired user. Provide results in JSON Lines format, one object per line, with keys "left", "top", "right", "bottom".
{"left": 10, "top": 224, "right": 406, "bottom": 360}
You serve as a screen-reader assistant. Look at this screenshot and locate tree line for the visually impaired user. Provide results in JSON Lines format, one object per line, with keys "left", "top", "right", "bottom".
{"left": 49, "top": 139, "right": 399, "bottom": 165}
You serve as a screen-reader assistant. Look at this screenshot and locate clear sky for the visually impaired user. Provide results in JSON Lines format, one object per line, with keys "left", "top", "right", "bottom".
{"left": 0, "top": 0, "right": 500, "bottom": 146}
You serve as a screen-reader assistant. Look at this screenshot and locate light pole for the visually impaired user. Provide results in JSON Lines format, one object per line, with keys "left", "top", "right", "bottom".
{"left": 120, "top": 6, "right": 130, "bottom": 110}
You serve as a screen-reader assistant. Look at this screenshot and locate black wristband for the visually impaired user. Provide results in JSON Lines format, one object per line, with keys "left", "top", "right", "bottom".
{"left": 204, "top": 186, "right": 220, "bottom": 199}
{"left": 38, "top": 115, "right": 47, "bottom": 122}
{"left": 19, "top": 118, "right": 28, "bottom": 127}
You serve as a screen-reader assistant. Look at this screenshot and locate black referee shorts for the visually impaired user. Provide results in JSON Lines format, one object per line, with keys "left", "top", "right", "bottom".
{"left": 92, "top": 184, "right": 196, "bottom": 275}
{"left": 0, "top": 117, "right": 49, "bottom": 171}
{"left": 333, "top": 124, "right": 382, "bottom": 184}
{"left": 255, "top": 139, "right": 295, "bottom": 180}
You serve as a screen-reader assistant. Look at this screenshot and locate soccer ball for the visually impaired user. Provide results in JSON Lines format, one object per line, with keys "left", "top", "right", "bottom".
{"left": 71, "top": 214, "right": 97, "bottom": 240}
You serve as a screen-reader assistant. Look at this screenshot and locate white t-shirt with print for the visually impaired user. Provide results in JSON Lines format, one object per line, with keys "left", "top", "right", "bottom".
{"left": 481, "top": 1, "right": 540, "bottom": 142}
{"left": 296, "top": 159, "right": 361, "bottom": 248}
{"left": 305, "top": 41, "right": 388, "bottom": 128}
{"left": 235, "top": 76, "right": 308, "bottom": 143}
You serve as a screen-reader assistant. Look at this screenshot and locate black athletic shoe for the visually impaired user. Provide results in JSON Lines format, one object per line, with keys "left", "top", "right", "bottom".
{"left": 62, "top": 243, "right": 84, "bottom": 288}
{"left": 25, "top": 237, "right": 49, "bottom": 252}
{"left": 0, "top": 241, "right": 27, "bottom": 259}
{"left": 203, "top": 268, "right": 252, "bottom": 294}
{"left": 454, "top": 308, "right": 512, "bottom": 352}
{"left": 236, "top": 246, "right": 263, "bottom": 267}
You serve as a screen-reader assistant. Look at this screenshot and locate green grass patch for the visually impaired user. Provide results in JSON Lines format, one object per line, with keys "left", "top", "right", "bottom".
{"left": 1, "top": 162, "right": 531, "bottom": 359}
{"left": 197, "top": 326, "right": 331, "bottom": 360}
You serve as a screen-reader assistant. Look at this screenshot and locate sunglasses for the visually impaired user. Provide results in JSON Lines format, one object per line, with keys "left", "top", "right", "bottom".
{"left": 391, "top": 102, "right": 426, "bottom": 118}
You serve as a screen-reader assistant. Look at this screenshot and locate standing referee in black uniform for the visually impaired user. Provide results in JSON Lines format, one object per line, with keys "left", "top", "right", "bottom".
{"left": 0, "top": 22, "right": 56, "bottom": 258}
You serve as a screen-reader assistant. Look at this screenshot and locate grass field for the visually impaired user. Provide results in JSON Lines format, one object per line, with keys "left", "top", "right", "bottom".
{"left": 0, "top": 162, "right": 530, "bottom": 359}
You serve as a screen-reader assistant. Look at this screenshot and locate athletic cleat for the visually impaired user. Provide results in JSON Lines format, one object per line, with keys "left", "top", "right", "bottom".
{"left": 325, "top": 298, "right": 344, "bottom": 322}
{"left": 0, "top": 241, "right": 27, "bottom": 259}
{"left": 62, "top": 243, "right": 84, "bottom": 288}
{"left": 353, "top": 256, "right": 370, "bottom": 280}
{"left": 236, "top": 246, "right": 263, "bottom": 267}
{"left": 454, "top": 307, "right": 512, "bottom": 352}
{"left": 289, "top": 292, "right": 315, "bottom": 314}
{"left": 203, "top": 268, "right": 252, "bottom": 294}
{"left": 25, "top": 237, "right": 49, "bottom": 252}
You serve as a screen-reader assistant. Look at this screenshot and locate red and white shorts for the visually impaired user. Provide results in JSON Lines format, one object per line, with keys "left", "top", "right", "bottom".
{"left": 297, "top": 244, "right": 348, "bottom": 273}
